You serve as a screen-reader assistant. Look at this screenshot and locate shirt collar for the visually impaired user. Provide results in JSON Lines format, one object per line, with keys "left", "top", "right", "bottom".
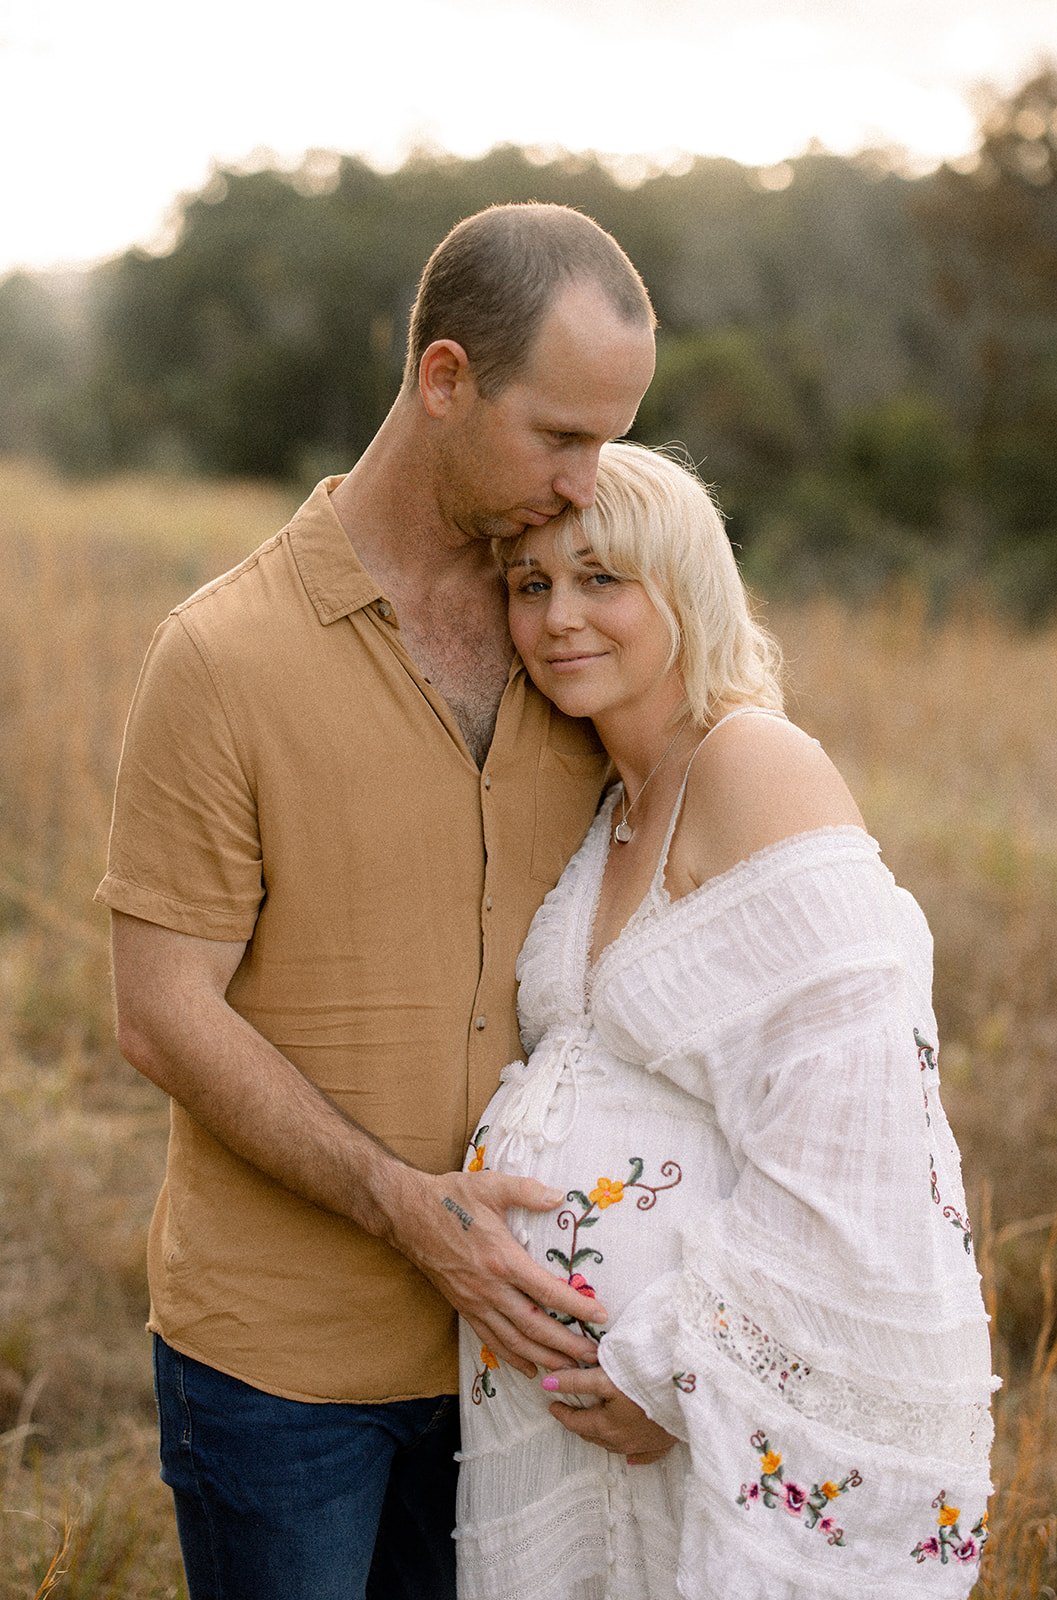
{"left": 287, "top": 476, "right": 385, "bottom": 624}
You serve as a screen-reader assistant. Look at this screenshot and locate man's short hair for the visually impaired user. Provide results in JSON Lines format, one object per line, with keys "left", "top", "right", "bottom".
{"left": 403, "top": 202, "right": 656, "bottom": 398}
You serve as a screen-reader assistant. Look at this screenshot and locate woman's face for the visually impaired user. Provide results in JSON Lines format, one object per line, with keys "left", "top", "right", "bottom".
{"left": 504, "top": 523, "right": 681, "bottom": 728}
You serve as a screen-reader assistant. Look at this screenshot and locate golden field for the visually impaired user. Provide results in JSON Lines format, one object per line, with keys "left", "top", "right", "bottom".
{"left": 0, "top": 457, "right": 1054, "bottom": 1597}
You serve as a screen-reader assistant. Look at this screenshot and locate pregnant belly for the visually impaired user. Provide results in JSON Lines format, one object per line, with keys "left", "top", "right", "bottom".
{"left": 466, "top": 1064, "right": 704, "bottom": 1324}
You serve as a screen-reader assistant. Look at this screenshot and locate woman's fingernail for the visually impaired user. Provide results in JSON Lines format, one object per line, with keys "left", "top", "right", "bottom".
{"left": 541, "top": 1376, "right": 560, "bottom": 1391}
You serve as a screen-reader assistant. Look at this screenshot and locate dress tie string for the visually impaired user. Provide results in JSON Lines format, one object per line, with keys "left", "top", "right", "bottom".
{"left": 489, "top": 1021, "right": 600, "bottom": 1167}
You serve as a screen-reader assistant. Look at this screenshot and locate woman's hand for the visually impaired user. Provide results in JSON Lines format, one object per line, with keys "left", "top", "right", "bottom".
{"left": 541, "top": 1367, "right": 678, "bottom": 1465}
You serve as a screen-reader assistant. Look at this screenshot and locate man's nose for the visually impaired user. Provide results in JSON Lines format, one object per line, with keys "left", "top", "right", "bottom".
{"left": 554, "top": 448, "right": 601, "bottom": 511}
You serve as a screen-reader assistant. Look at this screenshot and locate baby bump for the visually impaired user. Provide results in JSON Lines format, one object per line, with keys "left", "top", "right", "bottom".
{"left": 465, "top": 1060, "right": 707, "bottom": 1324}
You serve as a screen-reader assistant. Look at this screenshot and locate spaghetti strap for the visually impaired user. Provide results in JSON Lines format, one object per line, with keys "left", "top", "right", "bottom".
{"left": 651, "top": 706, "right": 789, "bottom": 895}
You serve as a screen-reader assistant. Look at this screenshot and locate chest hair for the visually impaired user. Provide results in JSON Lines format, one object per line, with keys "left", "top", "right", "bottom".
{"left": 396, "top": 606, "right": 513, "bottom": 768}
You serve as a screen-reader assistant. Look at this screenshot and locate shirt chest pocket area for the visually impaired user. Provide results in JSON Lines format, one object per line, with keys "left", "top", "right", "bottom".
{"left": 529, "top": 743, "right": 609, "bottom": 888}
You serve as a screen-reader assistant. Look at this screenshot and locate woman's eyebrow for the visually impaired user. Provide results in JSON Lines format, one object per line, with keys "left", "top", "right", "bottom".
{"left": 504, "top": 555, "right": 541, "bottom": 572}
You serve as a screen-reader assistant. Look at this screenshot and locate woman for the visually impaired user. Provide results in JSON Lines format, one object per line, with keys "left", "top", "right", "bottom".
{"left": 455, "top": 443, "right": 994, "bottom": 1600}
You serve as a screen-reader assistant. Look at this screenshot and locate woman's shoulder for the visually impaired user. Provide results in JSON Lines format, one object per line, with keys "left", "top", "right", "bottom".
{"left": 669, "top": 711, "right": 867, "bottom": 898}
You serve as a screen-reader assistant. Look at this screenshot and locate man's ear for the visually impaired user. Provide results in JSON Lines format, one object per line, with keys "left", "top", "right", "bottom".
{"left": 419, "top": 339, "right": 473, "bottom": 417}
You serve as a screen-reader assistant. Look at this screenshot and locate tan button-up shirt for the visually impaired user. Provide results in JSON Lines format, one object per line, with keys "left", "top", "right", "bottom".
{"left": 96, "top": 479, "right": 608, "bottom": 1402}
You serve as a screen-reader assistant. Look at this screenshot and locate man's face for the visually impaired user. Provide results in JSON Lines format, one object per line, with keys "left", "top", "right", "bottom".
{"left": 436, "top": 281, "right": 656, "bottom": 543}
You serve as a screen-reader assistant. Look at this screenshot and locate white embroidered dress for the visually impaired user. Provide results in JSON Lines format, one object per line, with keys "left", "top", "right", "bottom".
{"left": 456, "top": 728, "right": 994, "bottom": 1600}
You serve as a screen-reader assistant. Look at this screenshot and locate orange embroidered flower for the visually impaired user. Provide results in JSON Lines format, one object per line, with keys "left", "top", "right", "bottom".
{"left": 820, "top": 1481, "right": 841, "bottom": 1500}
{"left": 468, "top": 1145, "right": 486, "bottom": 1172}
{"left": 760, "top": 1450, "right": 782, "bottom": 1475}
{"left": 980, "top": 1510, "right": 989, "bottom": 1528}
{"left": 939, "top": 1505, "right": 960, "bottom": 1527}
{"left": 589, "top": 1177, "right": 625, "bottom": 1209}
{"left": 480, "top": 1346, "right": 498, "bottom": 1371}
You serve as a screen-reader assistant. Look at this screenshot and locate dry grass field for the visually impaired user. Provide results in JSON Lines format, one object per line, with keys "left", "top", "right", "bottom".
{"left": 0, "top": 457, "right": 1054, "bottom": 1596}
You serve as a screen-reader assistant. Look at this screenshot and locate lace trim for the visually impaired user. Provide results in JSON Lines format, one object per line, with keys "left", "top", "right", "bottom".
{"left": 680, "top": 1277, "right": 993, "bottom": 1468}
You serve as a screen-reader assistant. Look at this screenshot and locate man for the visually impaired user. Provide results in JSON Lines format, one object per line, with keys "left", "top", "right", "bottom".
{"left": 98, "top": 202, "right": 657, "bottom": 1599}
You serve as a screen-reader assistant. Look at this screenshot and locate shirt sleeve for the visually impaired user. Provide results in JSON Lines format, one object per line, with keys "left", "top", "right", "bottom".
{"left": 95, "top": 612, "right": 264, "bottom": 940}
{"left": 598, "top": 872, "right": 996, "bottom": 1599}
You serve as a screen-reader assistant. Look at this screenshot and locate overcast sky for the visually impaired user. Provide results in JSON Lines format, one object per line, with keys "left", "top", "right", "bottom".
{"left": 2, "top": 0, "right": 1054, "bottom": 275}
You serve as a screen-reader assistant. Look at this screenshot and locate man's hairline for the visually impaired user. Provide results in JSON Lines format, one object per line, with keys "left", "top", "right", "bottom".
{"left": 404, "top": 270, "right": 656, "bottom": 402}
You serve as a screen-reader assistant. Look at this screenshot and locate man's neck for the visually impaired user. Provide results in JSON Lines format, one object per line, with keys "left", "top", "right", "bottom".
{"left": 328, "top": 398, "right": 513, "bottom": 764}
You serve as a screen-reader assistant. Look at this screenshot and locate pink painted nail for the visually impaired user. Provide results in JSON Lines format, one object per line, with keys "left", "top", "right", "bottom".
{"left": 541, "top": 1375, "right": 560, "bottom": 1391}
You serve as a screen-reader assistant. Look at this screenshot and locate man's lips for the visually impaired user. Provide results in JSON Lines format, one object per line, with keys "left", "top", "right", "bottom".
{"left": 517, "top": 508, "right": 564, "bottom": 526}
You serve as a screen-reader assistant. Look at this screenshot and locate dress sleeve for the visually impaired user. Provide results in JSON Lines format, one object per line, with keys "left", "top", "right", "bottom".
{"left": 598, "top": 851, "right": 995, "bottom": 1599}
{"left": 95, "top": 612, "right": 264, "bottom": 940}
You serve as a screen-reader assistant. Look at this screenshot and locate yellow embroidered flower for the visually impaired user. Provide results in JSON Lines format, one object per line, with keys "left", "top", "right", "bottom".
{"left": 480, "top": 1346, "right": 498, "bottom": 1371}
{"left": 468, "top": 1145, "right": 486, "bottom": 1172}
{"left": 939, "top": 1505, "right": 960, "bottom": 1527}
{"left": 820, "top": 1481, "right": 841, "bottom": 1500}
{"left": 980, "top": 1510, "right": 989, "bottom": 1528}
{"left": 760, "top": 1450, "right": 782, "bottom": 1475}
{"left": 589, "top": 1177, "right": 625, "bottom": 1209}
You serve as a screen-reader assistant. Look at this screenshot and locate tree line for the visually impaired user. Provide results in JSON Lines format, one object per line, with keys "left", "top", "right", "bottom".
{"left": 3, "top": 68, "right": 1055, "bottom": 617}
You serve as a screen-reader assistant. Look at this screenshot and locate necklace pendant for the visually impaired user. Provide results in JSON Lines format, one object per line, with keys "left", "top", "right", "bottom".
{"left": 613, "top": 819, "right": 634, "bottom": 843}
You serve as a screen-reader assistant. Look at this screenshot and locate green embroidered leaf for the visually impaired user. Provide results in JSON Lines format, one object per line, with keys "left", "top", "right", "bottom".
{"left": 567, "top": 1190, "right": 591, "bottom": 1210}
{"left": 545, "top": 1248, "right": 571, "bottom": 1271}
{"left": 627, "top": 1157, "right": 645, "bottom": 1186}
{"left": 578, "top": 1215, "right": 599, "bottom": 1228}
{"left": 570, "top": 1247, "right": 604, "bottom": 1268}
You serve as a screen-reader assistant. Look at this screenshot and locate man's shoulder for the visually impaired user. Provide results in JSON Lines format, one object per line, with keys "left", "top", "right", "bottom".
{"left": 173, "top": 529, "right": 292, "bottom": 637}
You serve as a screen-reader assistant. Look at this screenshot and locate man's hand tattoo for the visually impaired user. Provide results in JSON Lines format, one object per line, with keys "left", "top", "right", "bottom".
{"left": 442, "top": 1196, "right": 474, "bottom": 1231}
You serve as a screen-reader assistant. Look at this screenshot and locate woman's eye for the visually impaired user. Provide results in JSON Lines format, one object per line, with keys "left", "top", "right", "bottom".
{"left": 586, "top": 571, "right": 618, "bottom": 586}
{"left": 515, "top": 578, "right": 549, "bottom": 596}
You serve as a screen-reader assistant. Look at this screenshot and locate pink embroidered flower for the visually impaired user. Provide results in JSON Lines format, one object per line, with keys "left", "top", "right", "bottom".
{"left": 954, "top": 1538, "right": 979, "bottom": 1564}
{"left": 916, "top": 1537, "right": 941, "bottom": 1561}
{"left": 568, "top": 1273, "right": 596, "bottom": 1298}
{"left": 783, "top": 1482, "right": 807, "bottom": 1515}
{"left": 740, "top": 1483, "right": 760, "bottom": 1504}
{"left": 819, "top": 1517, "right": 835, "bottom": 1535}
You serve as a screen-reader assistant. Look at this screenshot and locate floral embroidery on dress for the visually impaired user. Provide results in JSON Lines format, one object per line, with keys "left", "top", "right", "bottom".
{"left": 466, "top": 1123, "right": 489, "bottom": 1172}
{"left": 469, "top": 1156, "right": 681, "bottom": 1401}
{"left": 910, "top": 1491, "right": 989, "bottom": 1565}
{"left": 917, "top": 1028, "right": 937, "bottom": 1126}
{"left": 928, "top": 1155, "right": 974, "bottom": 1252}
{"left": 915, "top": 1029, "right": 938, "bottom": 1074}
{"left": 915, "top": 1030, "right": 974, "bottom": 1254}
{"left": 736, "top": 1431, "right": 863, "bottom": 1545}
{"left": 545, "top": 1156, "right": 683, "bottom": 1342}
{"left": 470, "top": 1344, "right": 499, "bottom": 1405}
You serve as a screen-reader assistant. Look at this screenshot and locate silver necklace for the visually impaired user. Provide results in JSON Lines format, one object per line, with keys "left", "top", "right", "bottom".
{"left": 614, "top": 716, "right": 693, "bottom": 844}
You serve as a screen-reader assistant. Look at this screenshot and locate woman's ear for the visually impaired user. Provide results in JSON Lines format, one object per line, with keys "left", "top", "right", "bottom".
{"left": 418, "top": 339, "right": 472, "bottom": 417}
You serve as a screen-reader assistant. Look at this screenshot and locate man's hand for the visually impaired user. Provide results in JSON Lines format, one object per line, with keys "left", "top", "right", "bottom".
{"left": 540, "top": 1367, "right": 677, "bottom": 1464}
{"left": 386, "top": 1167, "right": 608, "bottom": 1378}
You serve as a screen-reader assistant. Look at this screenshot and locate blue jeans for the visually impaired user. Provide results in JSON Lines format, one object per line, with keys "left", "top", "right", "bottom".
{"left": 152, "top": 1336, "right": 458, "bottom": 1600}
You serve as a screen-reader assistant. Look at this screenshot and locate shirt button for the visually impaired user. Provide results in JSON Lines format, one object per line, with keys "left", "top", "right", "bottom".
{"left": 483, "top": 773, "right": 492, "bottom": 790}
{"left": 484, "top": 895, "right": 493, "bottom": 911}
{"left": 474, "top": 1016, "right": 487, "bottom": 1031}
{"left": 377, "top": 600, "right": 393, "bottom": 619}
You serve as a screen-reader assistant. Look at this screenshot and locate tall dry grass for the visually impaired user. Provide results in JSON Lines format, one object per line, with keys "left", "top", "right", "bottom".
{"left": 0, "top": 457, "right": 1054, "bottom": 1595}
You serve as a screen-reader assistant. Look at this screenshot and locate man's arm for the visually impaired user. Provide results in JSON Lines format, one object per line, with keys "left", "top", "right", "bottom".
{"left": 111, "top": 910, "right": 606, "bottom": 1377}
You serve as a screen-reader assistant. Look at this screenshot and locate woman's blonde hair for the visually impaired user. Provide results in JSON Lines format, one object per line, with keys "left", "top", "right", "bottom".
{"left": 499, "top": 441, "right": 783, "bottom": 723}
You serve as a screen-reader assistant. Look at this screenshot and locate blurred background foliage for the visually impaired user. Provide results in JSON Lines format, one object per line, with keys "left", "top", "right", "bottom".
{"left": 2, "top": 66, "right": 1056, "bottom": 618}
